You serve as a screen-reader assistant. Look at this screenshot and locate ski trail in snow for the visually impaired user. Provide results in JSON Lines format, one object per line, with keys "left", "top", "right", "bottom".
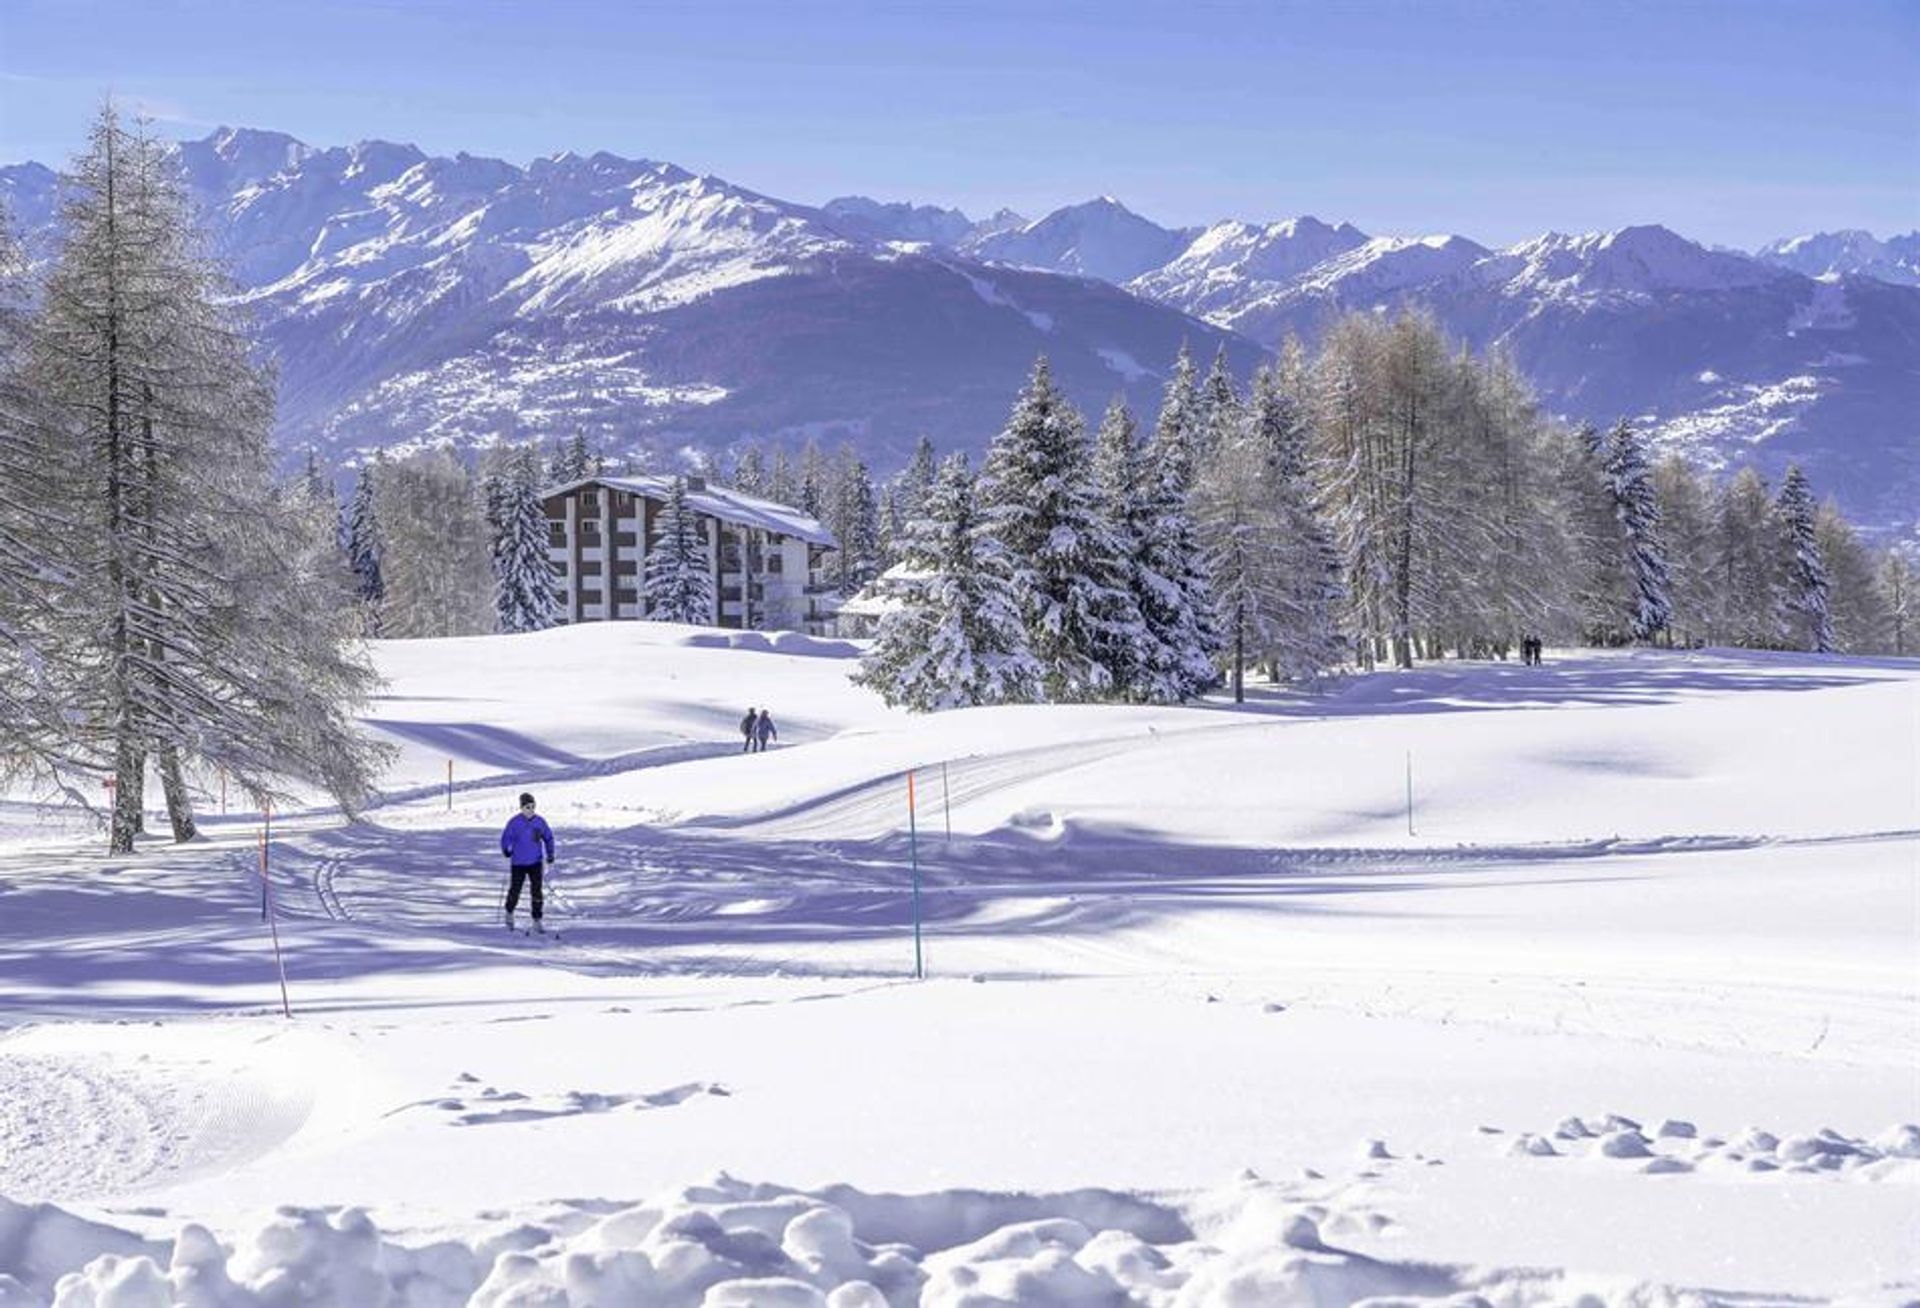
{"left": 693, "top": 719, "right": 1255, "bottom": 839}
{"left": 0, "top": 1032, "right": 314, "bottom": 1203}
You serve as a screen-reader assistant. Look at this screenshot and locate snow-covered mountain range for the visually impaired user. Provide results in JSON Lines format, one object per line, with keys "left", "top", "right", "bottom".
{"left": 2, "top": 127, "right": 1914, "bottom": 531}
{"left": 0, "top": 128, "right": 1262, "bottom": 473}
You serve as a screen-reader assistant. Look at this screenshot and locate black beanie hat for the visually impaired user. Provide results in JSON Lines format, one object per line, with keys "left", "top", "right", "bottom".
{"left": 519, "top": 793, "right": 536, "bottom": 807}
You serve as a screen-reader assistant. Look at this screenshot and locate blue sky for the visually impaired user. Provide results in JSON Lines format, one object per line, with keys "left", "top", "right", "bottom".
{"left": 2, "top": 0, "right": 1914, "bottom": 247}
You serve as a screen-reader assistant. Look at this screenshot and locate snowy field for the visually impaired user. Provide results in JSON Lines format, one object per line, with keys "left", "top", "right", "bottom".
{"left": 0, "top": 623, "right": 1916, "bottom": 1306}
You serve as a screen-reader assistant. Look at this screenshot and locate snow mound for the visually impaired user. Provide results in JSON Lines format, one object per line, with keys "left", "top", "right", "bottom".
{"left": 0, "top": 1175, "right": 1732, "bottom": 1307}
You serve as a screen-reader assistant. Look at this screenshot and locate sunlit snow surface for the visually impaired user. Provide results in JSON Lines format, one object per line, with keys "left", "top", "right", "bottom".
{"left": 0, "top": 625, "right": 1915, "bottom": 1305}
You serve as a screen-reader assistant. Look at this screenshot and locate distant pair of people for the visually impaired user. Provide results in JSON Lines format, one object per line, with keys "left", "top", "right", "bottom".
{"left": 740, "top": 708, "right": 779, "bottom": 753}
{"left": 1520, "top": 635, "right": 1545, "bottom": 666}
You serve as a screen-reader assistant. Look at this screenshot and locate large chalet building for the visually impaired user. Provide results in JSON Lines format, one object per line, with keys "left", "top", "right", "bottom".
{"left": 543, "top": 474, "right": 840, "bottom": 632}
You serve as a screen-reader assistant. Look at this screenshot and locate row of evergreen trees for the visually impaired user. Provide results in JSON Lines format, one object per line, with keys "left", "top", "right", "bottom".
{"left": 0, "top": 108, "right": 388, "bottom": 850}
{"left": 851, "top": 320, "right": 1914, "bottom": 711}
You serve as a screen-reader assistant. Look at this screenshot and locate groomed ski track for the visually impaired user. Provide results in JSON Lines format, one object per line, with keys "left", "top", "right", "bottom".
{"left": 257, "top": 716, "right": 1915, "bottom": 1068}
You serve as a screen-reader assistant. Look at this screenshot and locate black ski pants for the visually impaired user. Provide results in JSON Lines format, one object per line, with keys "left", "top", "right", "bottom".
{"left": 506, "top": 863, "right": 544, "bottom": 920}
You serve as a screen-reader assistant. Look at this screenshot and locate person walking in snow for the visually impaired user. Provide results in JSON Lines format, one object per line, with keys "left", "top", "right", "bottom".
{"left": 741, "top": 708, "right": 758, "bottom": 753}
{"left": 500, "top": 792, "right": 555, "bottom": 932}
{"left": 753, "top": 709, "right": 778, "bottom": 753}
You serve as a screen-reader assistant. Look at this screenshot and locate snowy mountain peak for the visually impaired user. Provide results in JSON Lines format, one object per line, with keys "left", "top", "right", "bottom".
{"left": 1755, "top": 229, "right": 1920, "bottom": 286}
{"left": 1165, "top": 216, "right": 1369, "bottom": 279}
{"left": 1488, "top": 224, "right": 1780, "bottom": 296}
{"left": 821, "top": 195, "right": 975, "bottom": 246}
{"left": 961, "top": 197, "right": 1196, "bottom": 283}
{"left": 342, "top": 139, "right": 430, "bottom": 183}
{"left": 203, "top": 125, "right": 310, "bottom": 171}
{"left": 175, "top": 126, "right": 316, "bottom": 195}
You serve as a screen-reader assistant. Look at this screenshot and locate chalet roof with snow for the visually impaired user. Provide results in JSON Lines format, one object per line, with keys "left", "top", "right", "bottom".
{"left": 544, "top": 474, "right": 837, "bottom": 549}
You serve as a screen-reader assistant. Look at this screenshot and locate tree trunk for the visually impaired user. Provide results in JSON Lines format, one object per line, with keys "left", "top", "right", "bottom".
{"left": 159, "top": 748, "right": 197, "bottom": 842}
{"left": 109, "top": 740, "right": 141, "bottom": 854}
{"left": 1233, "top": 609, "right": 1244, "bottom": 704}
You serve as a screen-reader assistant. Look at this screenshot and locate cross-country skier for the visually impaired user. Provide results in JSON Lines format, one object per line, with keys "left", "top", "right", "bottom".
{"left": 500, "top": 792, "right": 555, "bottom": 932}
{"left": 754, "top": 709, "right": 778, "bottom": 752}
{"left": 741, "top": 708, "right": 758, "bottom": 753}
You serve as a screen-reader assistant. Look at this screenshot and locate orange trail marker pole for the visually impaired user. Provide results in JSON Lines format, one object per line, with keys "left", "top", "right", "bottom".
{"left": 258, "top": 803, "right": 291, "bottom": 1019}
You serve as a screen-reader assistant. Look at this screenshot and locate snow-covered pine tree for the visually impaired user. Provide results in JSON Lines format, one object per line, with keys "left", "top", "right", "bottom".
{"left": 877, "top": 480, "right": 904, "bottom": 569}
{"left": 375, "top": 450, "right": 495, "bottom": 638}
{"left": 1091, "top": 398, "right": 1159, "bottom": 699}
{"left": 732, "top": 444, "right": 769, "bottom": 497}
{"left": 643, "top": 476, "right": 715, "bottom": 625}
{"left": 855, "top": 453, "right": 1039, "bottom": 710}
{"left": 27, "top": 105, "right": 387, "bottom": 848}
{"left": 1775, "top": 465, "right": 1833, "bottom": 654}
{"left": 833, "top": 457, "right": 881, "bottom": 596}
{"left": 491, "top": 446, "right": 561, "bottom": 633}
{"left": 1194, "top": 414, "right": 1280, "bottom": 703}
{"left": 345, "top": 458, "right": 387, "bottom": 625}
{"left": 547, "top": 433, "right": 600, "bottom": 483}
{"left": 1600, "top": 419, "right": 1672, "bottom": 643}
{"left": 898, "top": 435, "right": 938, "bottom": 524}
{"left": 1196, "top": 345, "right": 1240, "bottom": 462}
{"left": 799, "top": 440, "right": 828, "bottom": 518}
{"left": 1243, "top": 361, "right": 1343, "bottom": 683}
{"left": 1141, "top": 346, "right": 1223, "bottom": 697}
{"left": 979, "top": 357, "right": 1132, "bottom": 702}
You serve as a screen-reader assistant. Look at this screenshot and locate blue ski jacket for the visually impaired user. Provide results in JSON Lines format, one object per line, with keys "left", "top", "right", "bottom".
{"left": 500, "top": 813, "right": 555, "bottom": 865}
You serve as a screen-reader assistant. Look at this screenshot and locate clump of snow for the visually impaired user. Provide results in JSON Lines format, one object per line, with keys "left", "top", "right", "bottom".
{"left": 1506, "top": 1134, "right": 1559, "bottom": 1158}
{"left": 1596, "top": 1130, "right": 1654, "bottom": 1159}
{"left": 1874, "top": 1124, "right": 1920, "bottom": 1159}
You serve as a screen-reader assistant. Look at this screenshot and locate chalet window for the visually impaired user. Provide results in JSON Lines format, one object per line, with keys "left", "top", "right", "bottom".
{"left": 581, "top": 561, "right": 602, "bottom": 576}
{"left": 549, "top": 523, "right": 566, "bottom": 546}
{"left": 614, "top": 531, "right": 637, "bottom": 546}
{"left": 766, "top": 553, "right": 784, "bottom": 574}
{"left": 615, "top": 589, "right": 638, "bottom": 604}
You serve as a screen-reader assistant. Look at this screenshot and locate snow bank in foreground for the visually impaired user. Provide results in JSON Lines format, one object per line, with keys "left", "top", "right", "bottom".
{"left": 2, "top": 1174, "right": 1716, "bottom": 1307}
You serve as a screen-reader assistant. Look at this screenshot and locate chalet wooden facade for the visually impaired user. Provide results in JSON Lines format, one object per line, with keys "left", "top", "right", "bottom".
{"left": 542, "top": 475, "right": 840, "bottom": 632}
